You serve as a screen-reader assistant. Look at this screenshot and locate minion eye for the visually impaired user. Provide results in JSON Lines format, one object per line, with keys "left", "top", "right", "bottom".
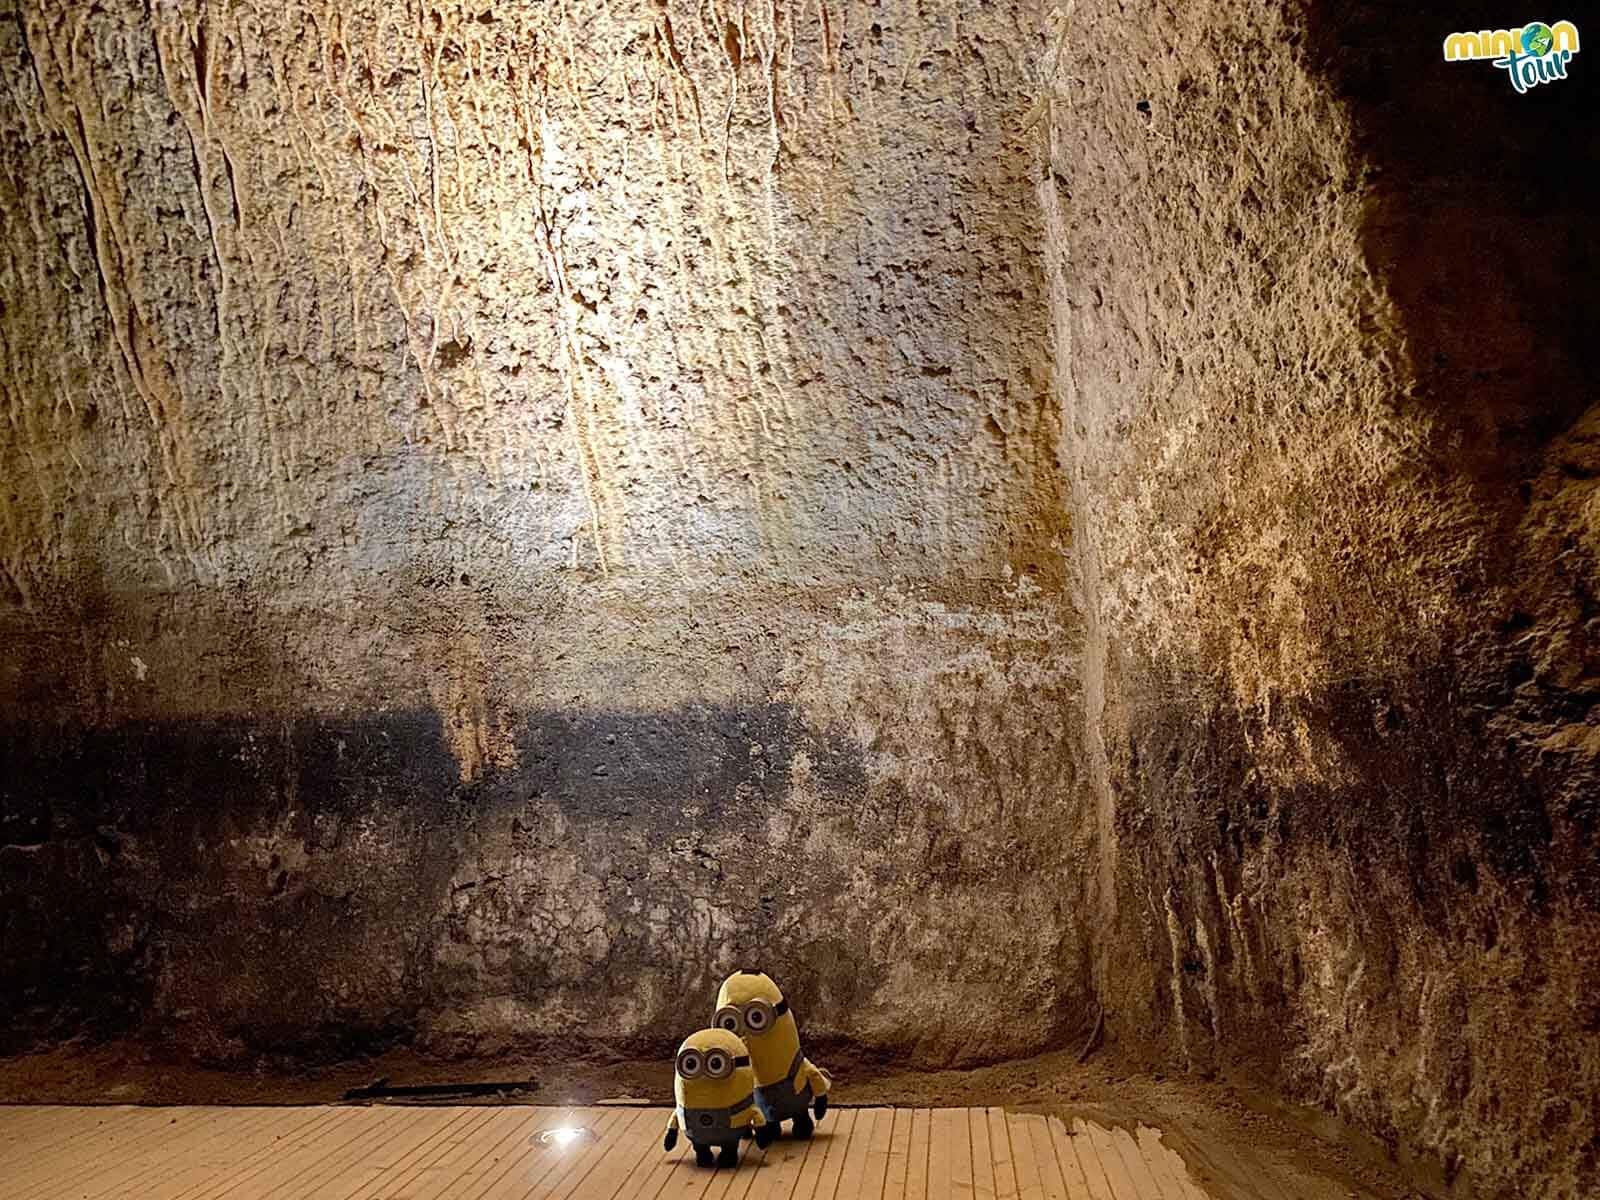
{"left": 677, "top": 1050, "right": 703, "bottom": 1078}
{"left": 744, "top": 1002, "right": 771, "bottom": 1032}
{"left": 705, "top": 1051, "right": 730, "bottom": 1078}
{"left": 715, "top": 1006, "right": 742, "bottom": 1033}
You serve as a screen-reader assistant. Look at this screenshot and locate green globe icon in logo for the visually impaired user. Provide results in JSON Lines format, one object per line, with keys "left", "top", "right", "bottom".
{"left": 1522, "top": 22, "right": 1554, "bottom": 56}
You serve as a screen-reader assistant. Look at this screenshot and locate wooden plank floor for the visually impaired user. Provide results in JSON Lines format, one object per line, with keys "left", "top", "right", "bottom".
{"left": 0, "top": 1105, "right": 1217, "bottom": 1199}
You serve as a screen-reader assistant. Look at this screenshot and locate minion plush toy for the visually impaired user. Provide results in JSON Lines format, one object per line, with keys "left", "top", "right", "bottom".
{"left": 662, "top": 1028, "right": 776, "bottom": 1166}
{"left": 714, "top": 971, "right": 831, "bottom": 1138}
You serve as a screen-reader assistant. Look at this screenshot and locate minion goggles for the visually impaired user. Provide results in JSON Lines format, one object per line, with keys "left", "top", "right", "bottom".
{"left": 713, "top": 998, "right": 790, "bottom": 1037}
{"left": 675, "top": 1046, "right": 751, "bottom": 1079}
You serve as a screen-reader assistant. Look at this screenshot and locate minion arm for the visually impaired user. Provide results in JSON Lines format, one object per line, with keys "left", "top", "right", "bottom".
{"left": 797, "top": 1059, "right": 832, "bottom": 1095}
{"left": 662, "top": 1109, "right": 680, "bottom": 1151}
{"left": 739, "top": 1102, "right": 778, "bottom": 1148}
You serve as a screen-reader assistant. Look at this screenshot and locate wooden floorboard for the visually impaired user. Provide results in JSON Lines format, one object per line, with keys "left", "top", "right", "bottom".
{"left": 0, "top": 1103, "right": 1364, "bottom": 1199}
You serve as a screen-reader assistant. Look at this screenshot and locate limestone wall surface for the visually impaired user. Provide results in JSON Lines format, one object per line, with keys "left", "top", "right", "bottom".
{"left": 0, "top": 0, "right": 1083, "bottom": 1066}
{"left": 4, "top": 1, "right": 1598, "bottom": 1197}
{"left": 1045, "top": 3, "right": 1598, "bottom": 1196}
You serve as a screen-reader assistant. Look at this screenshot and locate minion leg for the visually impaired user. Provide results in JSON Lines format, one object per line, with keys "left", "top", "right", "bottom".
{"left": 694, "top": 1144, "right": 716, "bottom": 1167}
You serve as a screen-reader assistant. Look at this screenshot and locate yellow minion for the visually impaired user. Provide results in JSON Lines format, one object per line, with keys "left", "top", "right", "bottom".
{"left": 714, "top": 970, "right": 832, "bottom": 1137}
{"left": 662, "top": 1028, "right": 775, "bottom": 1166}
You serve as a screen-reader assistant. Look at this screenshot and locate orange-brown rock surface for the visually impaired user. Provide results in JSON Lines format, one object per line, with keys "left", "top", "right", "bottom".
{"left": 2, "top": 2, "right": 1595, "bottom": 1197}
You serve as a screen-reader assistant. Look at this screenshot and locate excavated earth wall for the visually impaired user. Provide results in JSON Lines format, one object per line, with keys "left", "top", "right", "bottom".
{"left": 0, "top": 0, "right": 1084, "bottom": 1066}
{"left": 3, "top": 1, "right": 1598, "bottom": 1197}
{"left": 1044, "top": 2, "right": 1598, "bottom": 1196}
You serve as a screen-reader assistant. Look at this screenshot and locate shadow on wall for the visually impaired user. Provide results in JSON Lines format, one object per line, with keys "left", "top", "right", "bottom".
{"left": 0, "top": 703, "right": 868, "bottom": 1061}
{"left": 1183, "top": 7, "right": 1600, "bottom": 1192}
{"left": 1061, "top": 5, "right": 1600, "bottom": 1194}
{"left": 1295, "top": 0, "right": 1600, "bottom": 907}
{"left": 1298, "top": 2, "right": 1599, "bottom": 484}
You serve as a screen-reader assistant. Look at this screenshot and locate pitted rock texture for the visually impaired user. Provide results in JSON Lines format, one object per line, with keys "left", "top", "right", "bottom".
{"left": 0, "top": 0, "right": 1080, "bottom": 1065}
{"left": 0, "top": 0, "right": 1059, "bottom": 594}
{"left": 1045, "top": 2, "right": 1598, "bottom": 1197}
{"left": 4, "top": 1, "right": 1599, "bottom": 1198}
{"left": 2, "top": 587, "right": 1087, "bottom": 1065}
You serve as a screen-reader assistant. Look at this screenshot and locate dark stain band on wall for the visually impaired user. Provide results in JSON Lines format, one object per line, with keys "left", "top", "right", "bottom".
{"left": 3, "top": 700, "right": 1088, "bottom": 1065}
{"left": 512, "top": 704, "right": 867, "bottom": 824}
{"left": 0, "top": 704, "right": 858, "bottom": 1055}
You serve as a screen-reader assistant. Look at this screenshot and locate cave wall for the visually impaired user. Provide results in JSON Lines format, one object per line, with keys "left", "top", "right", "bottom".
{"left": 6, "top": 0, "right": 1599, "bottom": 1194}
{"left": 1045, "top": 1, "right": 1598, "bottom": 1196}
{"left": 0, "top": 0, "right": 1088, "bottom": 1065}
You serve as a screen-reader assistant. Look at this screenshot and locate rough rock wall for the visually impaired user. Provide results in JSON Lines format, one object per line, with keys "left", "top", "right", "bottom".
{"left": 0, "top": 0, "right": 1085, "bottom": 1065}
{"left": 1045, "top": 1, "right": 1598, "bottom": 1196}
{"left": 8, "top": 0, "right": 1598, "bottom": 1192}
